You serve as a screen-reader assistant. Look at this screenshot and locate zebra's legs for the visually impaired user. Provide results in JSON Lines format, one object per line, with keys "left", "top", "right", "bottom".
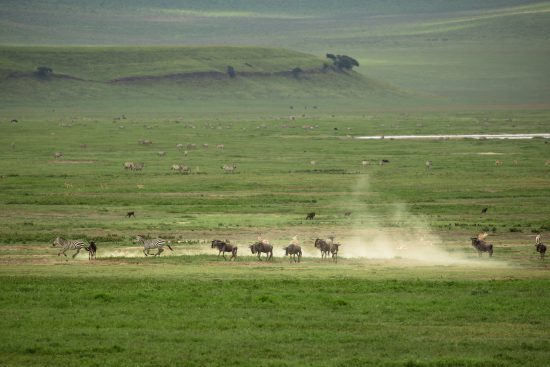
{"left": 59, "top": 250, "right": 67, "bottom": 257}
{"left": 155, "top": 248, "right": 164, "bottom": 256}
{"left": 144, "top": 248, "right": 149, "bottom": 256}
{"left": 72, "top": 248, "right": 81, "bottom": 259}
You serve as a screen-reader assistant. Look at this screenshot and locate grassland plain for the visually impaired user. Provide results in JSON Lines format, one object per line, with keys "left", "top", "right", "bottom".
{"left": 1, "top": 108, "right": 550, "bottom": 365}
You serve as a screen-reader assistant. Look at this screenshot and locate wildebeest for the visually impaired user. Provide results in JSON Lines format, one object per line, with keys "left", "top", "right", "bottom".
{"left": 126, "top": 211, "right": 135, "bottom": 218}
{"left": 284, "top": 244, "right": 302, "bottom": 263}
{"left": 344, "top": 211, "right": 352, "bottom": 217}
{"left": 495, "top": 160, "right": 503, "bottom": 166}
{"left": 132, "top": 162, "right": 144, "bottom": 171}
{"left": 535, "top": 234, "right": 546, "bottom": 260}
{"left": 481, "top": 207, "right": 488, "bottom": 214}
{"left": 314, "top": 238, "right": 331, "bottom": 260}
{"left": 139, "top": 139, "right": 153, "bottom": 145}
{"left": 123, "top": 162, "right": 134, "bottom": 170}
{"left": 249, "top": 242, "right": 273, "bottom": 261}
{"left": 211, "top": 239, "right": 237, "bottom": 261}
{"left": 470, "top": 233, "right": 493, "bottom": 257}
{"left": 172, "top": 164, "right": 190, "bottom": 174}
{"left": 305, "top": 212, "right": 315, "bottom": 220}
{"left": 88, "top": 241, "right": 97, "bottom": 260}
{"left": 379, "top": 159, "right": 390, "bottom": 166}
{"left": 158, "top": 151, "right": 166, "bottom": 157}
{"left": 535, "top": 243, "right": 546, "bottom": 260}
{"left": 330, "top": 243, "right": 342, "bottom": 263}
{"left": 54, "top": 152, "right": 63, "bottom": 158}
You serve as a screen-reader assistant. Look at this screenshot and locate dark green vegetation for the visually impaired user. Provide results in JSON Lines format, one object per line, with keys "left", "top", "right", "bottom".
{"left": 2, "top": 0, "right": 550, "bottom": 106}
{"left": 1, "top": 263, "right": 550, "bottom": 367}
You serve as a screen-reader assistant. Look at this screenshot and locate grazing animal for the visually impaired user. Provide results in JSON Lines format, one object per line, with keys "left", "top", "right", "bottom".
{"left": 88, "top": 241, "right": 97, "bottom": 260}
{"left": 54, "top": 152, "right": 63, "bottom": 158}
{"left": 535, "top": 234, "right": 546, "bottom": 260}
{"left": 425, "top": 160, "right": 432, "bottom": 170}
{"left": 158, "top": 151, "right": 166, "bottom": 157}
{"left": 284, "top": 244, "right": 302, "bottom": 263}
{"left": 186, "top": 143, "right": 197, "bottom": 150}
{"left": 361, "top": 160, "right": 369, "bottom": 168}
{"left": 314, "top": 238, "right": 331, "bottom": 260}
{"left": 330, "top": 243, "right": 342, "bottom": 263}
{"left": 535, "top": 243, "right": 546, "bottom": 260}
{"left": 134, "top": 235, "right": 172, "bottom": 256}
{"left": 305, "top": 212, "right": 316, "bottom": 220}
{"left": 132, "top": 162, "right": 144, "bottom": 171}
{"left": 216, "top": 144, "right": 225, "bottom": 150}
{"left": 172, "top": 164, "right": 190, "bottom": 174}
{"left": 11, "top": 119, "right": 18, "bottom": 123}
{"left": 221, "top": 164, "right": 236, "bottom": 173}
{"left": 52, "top": 237, "right": 89, "bottom": 258}
{"left": 126, "top": 211, "right": 135, "bottom": 218}
{"left": 344, "top": 211, "right": 352, "bottom": 217}
{"left": 123, "top": 162, "right": 134, "bottom": 170}
{"left": 470, "top": 233, "right": 493, "bottom": 257}
{"left": 481, "top": 207, "right": 488, "bottom": 214}
{"left": 495, "top": 160, "right": 503, "bottom": 166}
{"left": 379, "top": 159, "right": 389, "bottom": 166}
{"left": 249, "top": 242, "right": 273, "bottom": 261}
{"left": 176, "top": 143, "right": 184, "bottom": 149}
{"left": 211, "top": 239, "right": 237, "bottom": 261}
{"left": 203, "top": 143, "right": 209, "bottom": 149}
{"left": 139, "top": 139, "right": 152, "bottom": 145}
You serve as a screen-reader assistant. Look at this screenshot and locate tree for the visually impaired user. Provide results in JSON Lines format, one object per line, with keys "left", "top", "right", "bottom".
{"left": 35, "top": 66, "right": 53, "bottom": 78}
{"left": 325, "top": 54, "right": 359, "bottom": 71}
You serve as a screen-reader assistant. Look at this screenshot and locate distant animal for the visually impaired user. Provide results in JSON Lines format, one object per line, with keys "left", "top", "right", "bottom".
{"left": 176, "top": 143, "right": 184, "bottom": 149}
{"left": 249, "top": 242, "right": 273, "bottom": 261}
{"left": 54, "top": 152, "right": 63, "bottom": 158}
{"left": 379, "top": 159, "right": 390, "bottom": 166}
{"left": 158, "top": 151, "right": 166, "bottom": 157}
{"left": 481, "top": 207, "right": 488, "bottom": 214}
{"left": 284, "top": 244, "right": 302, "bottom": 263}
{"left": 132, "top": 162, "right": 144, "bottom": 171}
{"left": 134, "top": 235, "right": 173, "bottom": 257}
{"left": 221, "top": 164, "right": 236, "bottom": 173}
{"left": 139, "top": 139, "right": 152, "bottom": 145}
{"left": 330, "top": 243, "right": 342, "bottom": 263}
{"left": 11, "top": 119, "right": 18, "bottom": 123}
{"left": 186, "top": 143, "right": 197, "bottom": 150}
{"left": 535, "top": 234, "right": 546, "bottom": 260}
{"left": 216, "top": 144, "right": 225, "bottom": 150}
{"left": 314, "top": 238, "right": 331, "bottom": 260}
{"left": 545, "top": 160, "right": 550, "bottom": 166}
{"left": 123, "top": 162, "right": 134, "bottom": 170}
{"left": 344, "top": 211, "right": 352, "bottom": 217}
{"left": 535, "top": 243, "right": 546, "bottom": 260}
{"left": 470, "top": 234, "right": 493, "bottom": 257}
{"left": 361, "top": 160, "right": 369, "bottom": 168}
{"left": 305, "top": 212, "right": 316, "bottom": 220}
{"left": 171, "top": 164, "right": 190, "bottom": 174}
{"left": 211, "top": 239, "right": 237, "bottom": 261}
{"left": 126, "top": 211, "right": 135, "bottom": 218}
{"left": 202, "top": 143, "right": 209, "bottom": 149}
{"left": 88, "top": 241, "right": 97, "bottom": 260}
{"left": 425, "top": 160, "right": 432, "bottom": 170}
{"left": 52, "top": 237, "right": 88, "bottom": 258}
{"left": 495, "top": 160, "right": 503, "bottom": 166}
{"left": 310, "top": 160, "right": 316, "bottom": 165}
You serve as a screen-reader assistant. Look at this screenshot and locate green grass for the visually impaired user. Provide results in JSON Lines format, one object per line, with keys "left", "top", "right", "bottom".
{"left": 1, "top": 262, "right": 549, "bottom": 367}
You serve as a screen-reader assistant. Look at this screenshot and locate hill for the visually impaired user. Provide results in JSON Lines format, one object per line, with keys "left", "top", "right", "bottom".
{"left": 0, "top": 46, "right": 403, "bottom": 115}
{"left": 1, "top": 0, "right": 549, "bottom": 108}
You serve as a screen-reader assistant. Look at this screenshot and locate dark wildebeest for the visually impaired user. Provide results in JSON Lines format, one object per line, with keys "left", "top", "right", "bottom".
{"left": 88, "top": 241, "right": 97, "bottom": 260}
{"left": 249, "top": 242, "right": 273, "bottom": 261}
{"left": 470, "top": 237, "right": 493, "bottom": 257}
{"left": 211, "top": 239, "right": 237, "bottom": 261}
{"left": 330, "top": 243, "right": 342, "bottom": 263}
{"left": 126, "top": 211, "right": 135, "bottom": 218}
{"left": 284, "top": 244, "right": 302, "bottom": 263}
{"left": 314, "top": 238, "right": 331, "bottom": 260}
{"left": 535, "top": 243, "right": 546, "bottom": 260}
{"left": 305, "top": 212, "right": 316, "bottom": 220}
{"left": 481, "top": 207, "right": 488, "bottom": 214}
{"left": 344, "top": 211, "right": 352, "bottom": 217}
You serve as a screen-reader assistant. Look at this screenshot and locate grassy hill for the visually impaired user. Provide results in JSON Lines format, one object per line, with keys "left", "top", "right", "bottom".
{"left": 1, "top": 0, "right": 550, "bottom": 108}
{"left": 0, "top": 46, "right": 404, "bottom": 115}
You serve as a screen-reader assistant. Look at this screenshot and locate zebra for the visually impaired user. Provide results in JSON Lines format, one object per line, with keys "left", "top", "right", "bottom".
{"left": 134, "top": 235, "right": 173, "bottom": 256}
{"left": 52, "top": 236, "right": 89, "bottom": 258}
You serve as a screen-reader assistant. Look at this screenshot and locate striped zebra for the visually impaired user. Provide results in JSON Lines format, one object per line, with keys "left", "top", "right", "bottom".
{"left": 134, "top": 235, "right": 173, "bottom": 256}
{"left": 52, "top": 236, "right": 89, "bottom": 258}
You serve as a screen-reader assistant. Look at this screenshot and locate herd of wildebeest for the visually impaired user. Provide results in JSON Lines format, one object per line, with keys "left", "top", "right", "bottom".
{"left": 51, "top": 228, "right": 546, "bottom": 262}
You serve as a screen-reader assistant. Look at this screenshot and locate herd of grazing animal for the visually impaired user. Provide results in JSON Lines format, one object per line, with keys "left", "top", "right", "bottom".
{"left": 50, "top": 232, "right": 547, "bottom": 262}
